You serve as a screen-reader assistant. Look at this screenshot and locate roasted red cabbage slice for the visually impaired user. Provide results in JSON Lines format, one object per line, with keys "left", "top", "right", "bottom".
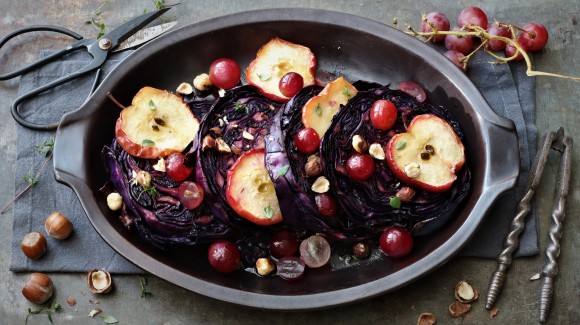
{"left": 196, "top": 85, "right": 287, "bottom": 233}
{"left": 320, "top": 85, "right": 471, "bottom": 236}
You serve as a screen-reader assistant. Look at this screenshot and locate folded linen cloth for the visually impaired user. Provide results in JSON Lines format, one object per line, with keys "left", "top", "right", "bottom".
{"left": 8, "top": 48, "right": 538, "bottom": 274}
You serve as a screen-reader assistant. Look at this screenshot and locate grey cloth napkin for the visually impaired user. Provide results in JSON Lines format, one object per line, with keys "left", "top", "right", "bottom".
{"left": 9, "top": 49, "right": 538, "bottom": 274}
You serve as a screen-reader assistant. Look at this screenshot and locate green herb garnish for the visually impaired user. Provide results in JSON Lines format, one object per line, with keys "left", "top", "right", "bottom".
{"left": 389, "top": 196, "right": 401, "bottom": 209}
{"left": 141, "top": 139, "right": 155, "bottom": 146}
{"left": 277, "top": 165, "right": 290, "bottom": 177}
{"left": 34, "top": 137, "right": 54, "bottom": 157}
{"left": 138, "top": 275, "right": 152, "bottom": 298}
{"left": 234, "top": 102, "right": 248, "bottom": 114}
{"left": 98, "top": 314, "right": 119, "bottom": 324}
{"left": 26, "top": 303, "right": 62, "bottom": 325}
{"left": 396, "top": 140, "right": 406, "bottom": 150}
{"left": 342, "top": 86, "right": 351, "bottom": 97}
{"left": 264, "top": 205, "right": 274, "bottom": 219}
{"left": 257, "top": 72, "right": 271, "bottom": 81}
{"left": 148, "top": 99, "right": 157, "bottom": 110}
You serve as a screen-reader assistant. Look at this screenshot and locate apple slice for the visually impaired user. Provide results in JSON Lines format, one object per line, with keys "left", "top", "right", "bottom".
{"left": 115, "top": 86, "right": 199, "bottom": 159}
{"left": 246, "top": 37, "right": 316, "bottom": 102}
{"left": 385, "top": 114, "right": 465, "bottom": 193}
{"left": 302, "top": 77, "right": 358, "bottom": 137}
{"left": 226, "top": 148, "right": 283, "bottom": 226}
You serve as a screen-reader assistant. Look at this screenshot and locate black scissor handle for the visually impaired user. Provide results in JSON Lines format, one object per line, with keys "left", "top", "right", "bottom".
{"left": 0, "top": 25, "right": 84, "bottom": 80}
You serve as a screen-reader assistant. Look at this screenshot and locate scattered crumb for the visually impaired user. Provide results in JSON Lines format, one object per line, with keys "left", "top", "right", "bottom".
{"left": 410, "top": 304, "right": 417, "bottom": 310}
{"left": 89, "top": 299, "right": 100, "bottom": 304}
{"left": 449, "top": 301, "right": 471, "bottom": 317}
{"left": 529, "top": 273, "right": 541, "bottom": 281}
{"left": 67, "top": 296, "right": 76, "bottom": 306}
{"left": 417, "top": 312, "right": 436, "bottom": 325}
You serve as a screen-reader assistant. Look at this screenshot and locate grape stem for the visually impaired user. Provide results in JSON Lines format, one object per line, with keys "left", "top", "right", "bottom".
{"left": 406, "top": 25, "right": 580, "bottom": 81}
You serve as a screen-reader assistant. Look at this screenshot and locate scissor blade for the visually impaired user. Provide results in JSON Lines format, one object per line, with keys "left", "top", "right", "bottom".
{"left": 112, "top": 21, "right": 177, "bottom": 52}
{"left": 101, "top": 8, "right": 171, "bottom": 49}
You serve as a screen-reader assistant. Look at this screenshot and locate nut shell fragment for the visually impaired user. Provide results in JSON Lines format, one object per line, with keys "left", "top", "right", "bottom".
{"left": 417, "top": 312, "right": 437, "bottom": 325}
{"left": 87, "top": 269, "right": 113, "bottom": 294}
{"left": 448, "top": 301, "right": 471, "bottom": 317}
{"left": 454, "top": 280, "right": 479, "bottom": 303}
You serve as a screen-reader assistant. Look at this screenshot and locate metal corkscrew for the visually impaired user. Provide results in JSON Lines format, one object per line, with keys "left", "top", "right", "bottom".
{"left": 484, "top": 128, "right": 573, "bottom": 324}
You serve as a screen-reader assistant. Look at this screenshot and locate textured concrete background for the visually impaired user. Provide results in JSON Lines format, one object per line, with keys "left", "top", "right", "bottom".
{"left": 0, "top": 1, "right": 578, "bottom": 324}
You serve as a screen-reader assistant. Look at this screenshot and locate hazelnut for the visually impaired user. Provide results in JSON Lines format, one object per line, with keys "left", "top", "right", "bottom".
{"left": 304, "top": 159, "right": 322, "bottom": 177}
{"left": 454, "top": 280, "right": 479, "bottom": 303}
{"left": 106, "top": 193, "right": 123, "bottom": 211}
{"left": 417, "top": 312, "right": 437, "bottom": 325}
{"left": 255, "top": 258, "right": 276, "bottom": 276}
{"left": 395, "top": 187, "right": 416, "bottom": 203}
{"left": 215, "top": 137, "right": 231, "bottom": 153}
{"left": 87, "top": 269, "right": 113, "bottom": 294}
{"left": 448, "top": 301, "right": 471, "bottom": 317}
{"left": 152, "top": 158, "right": 166, "bottom": 172}
{"left": 21, "top": 232, "right": 47, "bottom": 260}
{"left": 176, "top": 82, "right": 193, "bottom": 95}
{"left": 311, "top": 176, "right": 330, "bottom": 193}
{"left": 368, "top": 143, "right": 385, "bottom": 160}
{"left": 201, "top": 135, "right": 216, "bottom": 151}
{"left": 136, "top": 171, "right": 152, "bottom": 187}
{"left": 22, "top": 273, "right": 54, "bottom": 304}
{"left": 404, "top": 163, "right": 420, "bottom": 178}
{"left": 67, "top": 296, "right": 77, "bottom": 306}
{"left": 193, "top": 73, "right": 212, "bottom": 91}
{"left": 45, "top": 212, "right": 73, "bottom": 240}
{"left": 352, "top": 242, "right": 371, "bottom": 259}
{"left": 352, "top": 135, "right": 368, "bottom": 153}
{"left": 307, "top": 155, "right": 320, "bottom": 163}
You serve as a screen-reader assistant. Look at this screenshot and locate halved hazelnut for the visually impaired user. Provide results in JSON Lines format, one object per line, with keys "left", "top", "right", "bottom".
{"left": 255, "top": 258, "right": 275, "bottom": 276}
{"left": 311, "top": 176, "right": 330, "bottom": 193}
{"left": 368, "top": 143, "right": 385, "bottom": 160}
{"left": 305, "top": 159, "right": 322, "bottom": 177}
{"left": 193, "top": 73, "right": 212, "bottom": 91}
{"left": 176, "top": 82, "right": 193, "bottom": 95}
{"left": 352, "top": 135, "right": 368, "bottom": 153}
{"left": 454, "top": 280, "right": 479, "bottom": 303}
{"left": 215, "top": 138, "right": 231, "bottom": 153}
{"left": 404, "top": 162, "right": 420, "bottom": 178}
{"left": 87, "top": 269, "right": 113, "bottom": 294}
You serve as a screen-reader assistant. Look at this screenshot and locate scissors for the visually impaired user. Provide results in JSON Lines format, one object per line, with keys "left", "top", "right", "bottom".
{"left": 0, "top": 8, "right": 173, "bottom": 130}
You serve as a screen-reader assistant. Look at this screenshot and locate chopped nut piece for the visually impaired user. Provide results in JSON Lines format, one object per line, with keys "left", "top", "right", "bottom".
{"left": 352, "top": 242, "right": 371, "bottom": 259}
{"left": 67, "top": 296, "right": 76, "bottom": 306}
{"left": 417, "top": 312, "right": 437, "bottom": 325}
{"left": 369, "top": 143, "right": 385, "bottom": 160}
{"left": 209, "top": 126, "right": 222, "bottom": 135}
{"left": 193, "top": 73, "right": 212, "bottom": 91}
{"left": 218, "top": 89, "right": 226, "bottom": 97}
{"left": 230, "top": 145, "right": 241, "bottom": 155}
{"left": 311, "top": 176, "right": 330, "bottom": 193}
{"left": 396, "top": 187, "right": 415, "bottom": 203}
{"left": 529, "top": 273, "right": 541, "bottom": 281}
{"left": 153, "top": 158, "right": 166, "bottom": 172}
{"left": 106, "top": 193, "right": 123, "bottom": 211}
{"left": 88, "top": 309, "right": 102, "bottom": 318}
{"left": 489, "top": 307, "right": 499, "bottom": 319}
{"left": 176, "top": 82, "right": 193, "bottom": 95}
{"left": 454, "top": 281, "right": 478, "bottom": 303}
{"left": 305, "top": 159, "right": 322, "bottom": 177}
{"left": 201, "top": 135, "right": 216, "bottom": 151}
{"left": 307, "top": 155, "right": 320, "bottom": 163}
{"left": 448, "top": 301, "right": 471, "bottom": 317}
{"left": 255, "top": 258, "right": 275, "bottom": 276}
{"left": 215, "top": 138, "right": 231, "bottom": 153}
{"left": 242, "top": 130, "right": 255, "bottom": 140}
{"left": 404, "top": 163, "right": 420, "bottom": 178}
{"left": 352, "top": 135, "right": 368, "bottom": 153}
{"left": 136, "top": 171, "right": 152, "bottom": 187}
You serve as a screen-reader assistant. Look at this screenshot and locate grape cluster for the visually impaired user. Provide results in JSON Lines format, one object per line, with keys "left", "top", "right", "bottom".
{"left": 414, "top": 7, "right": 548, "bottom": 71}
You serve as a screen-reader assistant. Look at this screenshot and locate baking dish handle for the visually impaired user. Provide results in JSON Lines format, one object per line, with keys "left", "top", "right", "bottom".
{"left": 483, "top": 118, "right": 520, "bottom": 192}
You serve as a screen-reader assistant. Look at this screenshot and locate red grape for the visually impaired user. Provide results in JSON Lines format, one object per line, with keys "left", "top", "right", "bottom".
{"left": 178, "top": 181, "right": 204, "bottom": 210}
{"left": 208, "top": 240, "right": 241, "bottom": 273}
{"left": 518, "top": 23, "right": 549, "bottom": 52}
{"left": 458, "top": 7, "right": 488, "bottom": 30}
{"left": 209, "top": 58, "right": 241, "bottom": 89}
{"left": 269, "top": 230, "right": 299, "bottom": 258}
{"left": 314, "top": 193, "right": 337, "bottom": 217}
{"left": 505, "top": 43, "right": 524, "bottom": 61}
{"left": 487, "top": 23, "right": 511, "bottom": 51}
{"left": 299, "top": 235, "right": 331, "bottom": 268}
{"left": 421, "top": 12, "right": 450, "bottom": 42}
{"left": 346, "top": 153, "right": 375, "bottom": 181}
{"left": 277, "top": 256, "right": 305, "bottom": 281}
{"left": 379, "top": 227, "right": 413, "bottom": 258}
{"left": 398, "top": 81, "right": 427, "bottom": 103}
{"left": 370, "top": 100, "right": 398, "bottom": 131}
{"left": 443, "top": 50, "right": 467, "bottom": 71}
{"left": 279, "top": 72, "right": 304, "bottom": 97}
{"left": 294, "top": 127, "right": 320, "bottom": 154}
{"left": 445, "top": 27, "right": 474, "bottom": 54}
{"left": 165, "top": 153, "right": 193, "bottom": 182}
